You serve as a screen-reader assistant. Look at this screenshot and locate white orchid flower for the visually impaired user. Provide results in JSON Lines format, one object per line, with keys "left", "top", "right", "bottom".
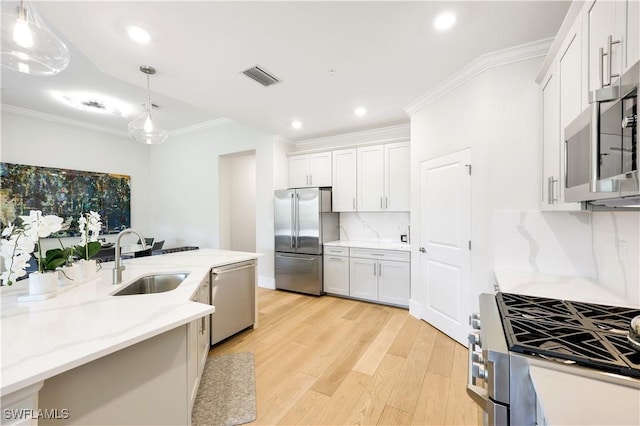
{"left": 20, "top": 210, "right": 63, "bottom": 241}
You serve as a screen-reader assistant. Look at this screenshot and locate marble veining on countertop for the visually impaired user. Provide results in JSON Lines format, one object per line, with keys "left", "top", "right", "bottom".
{"left": 0, "top": 249, "right": 259, "bottom": 397}
{"left": 494, "top": 268, "right": 638, "bottom": 307}
{"left": 324, "top": 240, "right": 411, "bottom": 252}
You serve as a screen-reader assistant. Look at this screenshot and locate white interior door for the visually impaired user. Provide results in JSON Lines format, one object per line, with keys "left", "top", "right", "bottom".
{"left": 419, "top": 149, "right": 471, "bottom": 345}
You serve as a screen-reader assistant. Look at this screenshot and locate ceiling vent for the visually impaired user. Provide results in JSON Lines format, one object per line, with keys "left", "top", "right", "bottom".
{"left": 242, "top": 65, "right": 280, "bottom": 87}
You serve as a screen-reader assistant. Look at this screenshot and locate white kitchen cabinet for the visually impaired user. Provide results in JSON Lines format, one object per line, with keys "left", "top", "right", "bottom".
{"left": 197, "top": 277, "right": 210, "bottom": 376}
{"left": 540, "top": 16, "right": 583, "bottom": 211}
{"left": 384, "top": 142, "right": 410, "bottom": 211}
{"left": 332, "top": 148, "right": 357, "bottom": 212}
{"left": 188, "top": 278, "right": 211, "bottom": 410}
{"left": 357, "top": 142, "right": 410, "bottom": 212}
{"left": 288, "top": 152, "right": 332, "bottom": 188}
{"left": 584, "top": 0, "right": 637, "bottom": 92}
{"left": 357, "top": 145, "right": 385, "bottom": 211}
{"left": 349, "top": 256, "right": 378, "bottom": 302}
{"left": 349, "top": 248, "right": 410, "bottom": 307}
{"left": 323, "top": 246, "right": 349, "bottom": 296}
{"left": 378, "top": 260, "right": 411, "bottom": 306}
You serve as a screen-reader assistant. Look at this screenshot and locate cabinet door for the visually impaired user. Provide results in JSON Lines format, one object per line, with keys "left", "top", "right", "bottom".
{"left": 541, "top": 67, "right": 560, "bottom": 209}
{"left": 332, "top": 149, "right": 357, "bottom": 212}
{"left": 384, "top": 142, "right": 410, "bottom": 211}
{"left": 323, "top": 255, "right": 349, "bottom": 296}
{"left": 625, "top": 0, "right": 639, "bottom": 71}
{"left": 378, "top": 260, "right": 410, "bottom": 307}
{"left": 587, "top": 0, "right": 619, "bottom": 91}
{"left": 357, "top": 145, "right": 384, "bottom": 211}
{"left": 557, "top": 18, "right": 584, "bottom": 211}
{"left": 187, "top": 320, "right": 198, "bottom": 408}
{"left": 288, "top": 155, "right": 309, "bottom": 188}
{"left": 349, "top": 257, "right": 378, "bottom": 301}
{"left": 197, "top": 280, "right": 210, "bottom": 376}
{"left": 309, "top": 152, "right": 332, "bottom": 187}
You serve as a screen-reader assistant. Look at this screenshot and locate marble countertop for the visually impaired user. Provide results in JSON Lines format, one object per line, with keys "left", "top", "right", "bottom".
{"left": 494, "top": 268, "right": 637, "bottom": 307}
{"left": 0, "top": 248, "right": 259, "bottom": 397}
{"left": 325, "top": 240, "right": 411, "bottom": 252}
{"left": 493, "top": 268, "right": 640, "bottom": 425}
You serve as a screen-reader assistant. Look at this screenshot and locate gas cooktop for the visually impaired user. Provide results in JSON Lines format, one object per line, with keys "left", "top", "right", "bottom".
{"left": 496, "top": 292, "right": 640, "bottom": 379}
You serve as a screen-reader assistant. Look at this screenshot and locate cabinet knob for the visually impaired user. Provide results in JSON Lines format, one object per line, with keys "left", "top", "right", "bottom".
{"left": 419, "top": 247, "right": 426, "bottom": 253}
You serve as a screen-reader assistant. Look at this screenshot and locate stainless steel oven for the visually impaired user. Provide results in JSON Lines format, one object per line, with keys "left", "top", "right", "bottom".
{"left": 467, "top": 292, "right": 640, "bottom": 426}
{"left": 564, "top": 61, "right": 639, "bottom": 207}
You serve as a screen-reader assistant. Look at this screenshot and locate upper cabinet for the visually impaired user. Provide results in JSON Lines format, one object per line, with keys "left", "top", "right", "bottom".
{"left": 332, "top": 148, "right": 357, "bottom": 211}
{"left": 585, "top": 0, "right": 638, "bottom": 92}
{"left": 357, "top": 142, "right": 410, "bottom": 212}
{"left": 290, "top": 142, "right": 410, "bottom": 212}
{"left": 357, "top": 142, "right": 410, "bottom": 211}
{"left": 288, "top": 152, "right": 332, "bottom": 188}
{"left": 539, "top": 0, "right": 638, "bottom": 210}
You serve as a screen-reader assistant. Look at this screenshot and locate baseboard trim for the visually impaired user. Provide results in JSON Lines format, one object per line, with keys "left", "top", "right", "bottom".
{"left": 408, "top": 299, "right": 421, "bottom": 319}
{"left": 258, "top": 276, "right": 275, "bottom": 289}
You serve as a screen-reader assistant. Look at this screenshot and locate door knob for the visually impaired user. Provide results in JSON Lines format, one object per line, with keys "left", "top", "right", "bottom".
{"left": 419, "top": 247, "right": 426, "bottom": 253}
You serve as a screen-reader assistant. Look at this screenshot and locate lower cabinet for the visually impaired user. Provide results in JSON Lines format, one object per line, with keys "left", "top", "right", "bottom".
{"left": 323, "top": 246, "right": 350, "bottom": 296}
{"left": 188, "top": 277, "right": 211, "bottom": 411}
{"left": 324, "top": 246, "right": 410, "bottom": 308}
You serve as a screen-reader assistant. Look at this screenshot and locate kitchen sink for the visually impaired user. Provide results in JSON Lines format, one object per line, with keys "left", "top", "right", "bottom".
{"left": 112, "top": 273, "right": 188, "bottom": 296}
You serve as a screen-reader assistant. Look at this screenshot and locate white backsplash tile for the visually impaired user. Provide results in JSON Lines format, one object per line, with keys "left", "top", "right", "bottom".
{"left": 591, "top": 211, "right": 640, "bottom": 306}
{"left": 494, "top": 210, "right": 640, "bottom": 306}
{"left": 494, "top": 210, "right": 595, "bottom": 277}
{"left": 339, "top": 212, "right": 410, "bottom": 243}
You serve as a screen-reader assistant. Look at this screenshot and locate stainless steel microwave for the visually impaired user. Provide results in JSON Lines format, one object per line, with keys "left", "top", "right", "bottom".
{"left": 564, "top": 61, "right": 638, "bottom": 208}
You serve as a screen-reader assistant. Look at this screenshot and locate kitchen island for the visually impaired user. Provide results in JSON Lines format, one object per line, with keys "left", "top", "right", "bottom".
{"left": 0, "top": 248, "right": 259, "bottom": 425}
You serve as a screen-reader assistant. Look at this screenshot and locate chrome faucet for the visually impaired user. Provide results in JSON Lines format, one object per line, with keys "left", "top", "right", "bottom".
{"left": 113, "top": 228, "right": 147, "bottom": 285}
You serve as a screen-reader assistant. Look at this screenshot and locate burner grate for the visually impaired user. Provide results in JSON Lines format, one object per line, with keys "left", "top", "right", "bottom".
{"left": 497, "top": 293, "right": 640, "bottom": 378}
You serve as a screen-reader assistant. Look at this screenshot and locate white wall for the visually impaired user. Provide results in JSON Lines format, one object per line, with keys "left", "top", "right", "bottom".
{"left": 148, "top": 121, "right": 279, "bottom": 286}
{"left": 410, "top": 57, "right": 551, "bottom": 313}
{"left": 229, "top": 152, "right": 256, "bottom": 252}
{"left": 410, "top": 55, "right": 640, "bottom": 313}
{"left": 0, "top": 111, "right": 152, "bottom": 247}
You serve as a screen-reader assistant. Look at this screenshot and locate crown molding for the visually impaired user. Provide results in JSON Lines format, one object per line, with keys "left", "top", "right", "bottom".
{"left": 404, "top": 37, "right": 554, "bottom": 116}
{"left": 169, "top": 118, "right": 234, "bottom": 136}
{"left": 2, "top": 104, "right": 233, "bottom": 139}
{"left": 293, "top": 123, "right": 410, "bottom": 153}
{"left": 1, "top": 104, "right": 130, "bottom": 138}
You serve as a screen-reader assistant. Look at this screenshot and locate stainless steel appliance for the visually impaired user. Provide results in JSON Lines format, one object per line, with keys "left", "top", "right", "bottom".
{"left": 210, "top": 260, "right": 256, "bottom": 344}
{"left": 274, "top": 188, "right": 339, "bottom": 296}
{"left": 467, "top": 292, "right": 640, "bottom": 425}
{"left": 564, "top": 61, "right": 639, "bottom": 207}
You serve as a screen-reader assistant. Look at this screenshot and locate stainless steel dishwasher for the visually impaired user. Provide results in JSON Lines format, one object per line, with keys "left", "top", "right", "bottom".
{"left": 210, "top": 260, "right": 256, "bottom": 345}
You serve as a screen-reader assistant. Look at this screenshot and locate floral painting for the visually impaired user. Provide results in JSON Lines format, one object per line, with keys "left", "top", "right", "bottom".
{"left": 0, "top": 162, "right": 130, "bottom": 235}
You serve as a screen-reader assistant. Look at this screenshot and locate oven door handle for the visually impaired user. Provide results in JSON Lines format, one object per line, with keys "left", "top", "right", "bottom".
{"left": 466, "top": 335, "right": 489, "bottom": 407}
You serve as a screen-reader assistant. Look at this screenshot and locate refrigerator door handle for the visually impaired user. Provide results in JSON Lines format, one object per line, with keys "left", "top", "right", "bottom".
{"left": 276, "top": 253, "right": 317, "bottom": 261}
{"left": 295, "top": 192, "right": 300, "bottom": 248}
{"left": 290, "top": 193, "right": 295, "bottom": 248}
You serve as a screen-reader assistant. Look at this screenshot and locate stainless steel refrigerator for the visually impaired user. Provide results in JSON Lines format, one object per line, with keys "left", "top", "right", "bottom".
{"left": 274, "top": 188, "right": 339, "bottom": 295}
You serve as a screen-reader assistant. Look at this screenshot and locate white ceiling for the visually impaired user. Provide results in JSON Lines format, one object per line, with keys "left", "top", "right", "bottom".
{"left": 1, "top": 1, "right": 571, "bottom": 142}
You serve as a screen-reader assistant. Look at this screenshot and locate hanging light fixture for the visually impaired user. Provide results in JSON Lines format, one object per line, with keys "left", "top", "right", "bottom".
{"left": 1, "top": 0, "right": 70, "bottom": 76}
{"left": 128, "top": 65, "right": 168, "bottom": 145}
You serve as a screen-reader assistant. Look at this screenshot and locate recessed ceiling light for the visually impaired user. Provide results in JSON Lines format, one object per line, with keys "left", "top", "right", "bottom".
{"left": 291, "top": 120, "right": 303, "bottom": 129}
{"left": 127, "top": 25, "right": 151, "bottom": 44}
{"left": 354, "top": 107, "right": 367, "bottom": 117}
{"left": 434, "top": 12, "right": 456, "bottom": 31}
{"left": 51, "top": 91, "right": 133, "bottom": 117}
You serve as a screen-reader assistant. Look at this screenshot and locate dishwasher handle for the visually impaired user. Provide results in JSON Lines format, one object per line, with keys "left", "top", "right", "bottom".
{"left": 211, "top": 262, "right": 256, "bottom": 279}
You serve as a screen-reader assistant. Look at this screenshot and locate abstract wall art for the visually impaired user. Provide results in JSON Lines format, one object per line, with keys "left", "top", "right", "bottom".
{"left": 0, "top": 162, "right": 131, "bottom": 235}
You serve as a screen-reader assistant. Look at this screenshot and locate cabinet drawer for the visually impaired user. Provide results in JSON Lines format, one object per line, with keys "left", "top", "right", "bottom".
{"left": 349, "top": 248, "right": 410, "bottom": 262}
{"left": 324, "top": 246, "right": 349, "bottom": 256}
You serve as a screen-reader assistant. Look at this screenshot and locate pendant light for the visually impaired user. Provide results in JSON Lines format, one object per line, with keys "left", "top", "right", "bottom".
{"left": 1, "top": 0, "right": 70, "bottom": 76}
{"left": 128, "top": 65, "right": 168, "bottom": 145}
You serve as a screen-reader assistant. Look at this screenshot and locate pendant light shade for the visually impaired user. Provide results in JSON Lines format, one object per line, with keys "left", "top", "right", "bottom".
{"left": 128, "top": 65, "right": 168, "bottom": 145}
{"left": 1, "top": 0, "right": 70, "bottom": 76}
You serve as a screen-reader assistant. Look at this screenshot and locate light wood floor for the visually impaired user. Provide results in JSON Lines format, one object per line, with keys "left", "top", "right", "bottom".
{"left": 211, "top": 288, "right": 483, "bottom": 425}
